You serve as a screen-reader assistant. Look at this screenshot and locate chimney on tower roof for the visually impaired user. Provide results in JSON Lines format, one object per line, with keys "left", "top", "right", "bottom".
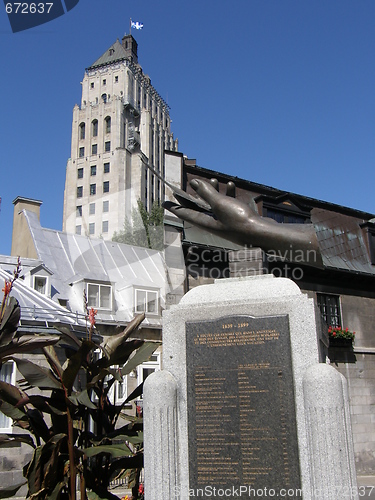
{"left": 121, "top": 34, "right": 138, "bottom": 64}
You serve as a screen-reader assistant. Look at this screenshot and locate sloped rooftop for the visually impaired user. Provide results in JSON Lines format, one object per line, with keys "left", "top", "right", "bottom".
{"left": 87, "top": 39, "right": 129, "bottom": 70}
{"left": 18, "top": 211, "right": 167, "bottom": 326}
{"left": 0, "top": 266, "right": 86, "bottom": 329}
{"left": 311, "top": 208, "right": 375, "bottom": 275}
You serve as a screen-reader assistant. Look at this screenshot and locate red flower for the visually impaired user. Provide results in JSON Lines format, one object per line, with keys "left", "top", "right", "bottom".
{"left": 332, "top": 332, "right": 336, "bottom": 337}
{"left": 88, "top": 307, "right": 97, "bottom": 327}
{"left": 2, "top": 280, "right": 12, "bottom": 297}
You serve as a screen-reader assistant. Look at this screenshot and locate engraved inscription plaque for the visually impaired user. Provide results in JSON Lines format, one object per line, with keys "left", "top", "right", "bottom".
{"left": 186, "top": 315, "right": 301, "bottom": 497}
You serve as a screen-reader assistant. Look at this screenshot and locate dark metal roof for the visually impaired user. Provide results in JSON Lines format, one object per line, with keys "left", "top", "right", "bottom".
{"left": 311, "top": 208, "right": 374, "bottom": 275}
{"left": 181, "top": 159, "right": 375, "bottom": 277}
{"left": 184, "top": 162, "right": 375, "bottom": 221}
{"left": 87, "top": 40, "right": 128, "bottom": 70}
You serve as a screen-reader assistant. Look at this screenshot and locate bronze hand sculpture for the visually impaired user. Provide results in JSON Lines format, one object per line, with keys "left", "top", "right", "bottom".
{"left": 164, "top": 178, "right": 322, "bottom": 268}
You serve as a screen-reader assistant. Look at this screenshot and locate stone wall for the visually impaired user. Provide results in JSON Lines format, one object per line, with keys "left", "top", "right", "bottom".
{"left": 335, "top": 354, "right": 375, "bottom": 475}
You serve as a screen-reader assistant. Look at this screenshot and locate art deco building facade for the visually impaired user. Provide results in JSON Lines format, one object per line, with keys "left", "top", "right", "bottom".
{"left": 63, "top": 35, "right": 178, "bottom": 239}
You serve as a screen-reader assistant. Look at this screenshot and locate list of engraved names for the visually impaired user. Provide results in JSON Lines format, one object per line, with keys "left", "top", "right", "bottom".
{"left": 186, "top": 315, "right": 301, "bottom": 494}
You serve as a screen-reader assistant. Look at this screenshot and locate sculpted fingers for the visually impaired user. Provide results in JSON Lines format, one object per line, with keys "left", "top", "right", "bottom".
{"left": 226, "top": 181, "right": 236, "bottom": 198}
{"left": 190, "top": 179, "right": 254, "bottom": 225}
{"left": 209, "top": 178, "right": 235, "bottom": 197}
{"left": 163, "top": 201, "right": 223, "bottom": 231}
{"left": 190, "top": 179, "right": 232, "bottom": 211}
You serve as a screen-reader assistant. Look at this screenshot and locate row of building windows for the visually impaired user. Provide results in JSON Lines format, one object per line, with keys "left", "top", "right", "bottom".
{"left": 86, "top": 282, "right": 159, "bottom": 316}
{"left": 79, "top": 117, "right": 111, "bottom": 140}
{"left": 76, "top": 220, "right": 109, "bottom": 235}
{"left": 76, "top": 200, "right": 109, "bottom": 217}
{"left": 77, "top": 181, "right": 109, "bottom": 198}
{"left": 77, "top": 163, "right": 110, "bottom": 179}
{"left": 79, "top": 141, "right": 111, "bottom": 157}
{"left": 90, "top": 76, "right": 119, "bottom": 90}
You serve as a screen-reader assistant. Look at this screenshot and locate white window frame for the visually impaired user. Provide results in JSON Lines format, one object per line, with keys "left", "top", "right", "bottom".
{"left": 134, "top": 288, "right": 159, "bottom": 316}
{"left": 137, "top": 351, "right": 161, "bottom": 398}
{"left": 33, "top": 275, "right": 49, "bottom": 295}
{"left": 0, "top": 362, "right": 16, "bottom": 433}
{"left": 108, "top": 366, "right": 128, "bottom": 405}
{"left": 86, "top": 282, "right": 112, "bottom": 310}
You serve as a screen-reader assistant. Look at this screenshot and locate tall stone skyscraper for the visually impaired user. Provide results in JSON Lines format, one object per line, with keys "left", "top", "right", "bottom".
{"left": 63, "top": 35, "right": 178, "bottom": 239}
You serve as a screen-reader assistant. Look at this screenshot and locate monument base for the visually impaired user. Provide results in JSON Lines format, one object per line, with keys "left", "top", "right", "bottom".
{"left": 144, "top": 275, "right": 358, "bottom": 499}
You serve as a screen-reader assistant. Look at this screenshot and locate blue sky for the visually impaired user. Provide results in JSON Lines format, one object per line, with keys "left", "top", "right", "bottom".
{"left": 0, "top": 0, "right": 374, "bottom": 256}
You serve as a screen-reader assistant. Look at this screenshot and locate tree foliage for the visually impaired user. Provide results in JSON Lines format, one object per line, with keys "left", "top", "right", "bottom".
{"left": 112, "top": 201, "right": 164, "bottom": 250}
{"left": 0, "top": 275, "right": 160, "bottom": 500}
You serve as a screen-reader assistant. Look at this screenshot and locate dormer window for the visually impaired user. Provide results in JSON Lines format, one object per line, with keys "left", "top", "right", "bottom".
{"left": 135, "top": 288, "right": 159, "bottom": 316}
{"left": 29, "top": 265, "right": 52, "bottom": 296}
{"left": 34, "top": 276, "right": 47, "bottom": 294}
{"left": 87, "top": 283, "right": 112, "bottom": 310}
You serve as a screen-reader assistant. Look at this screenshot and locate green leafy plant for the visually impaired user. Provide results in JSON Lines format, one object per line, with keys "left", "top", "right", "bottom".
{"left": 112, "top": 200, "right": 164, "bottom": 250}
{"left": 328, "top": 325, "right": 355, "bottom": 342}
{"left": 0, "top": 261, "right": 161, "bottom": 499}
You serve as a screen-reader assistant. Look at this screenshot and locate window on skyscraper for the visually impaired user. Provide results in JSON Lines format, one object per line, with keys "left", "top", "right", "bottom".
{"left": 77, "top": 168, "right": 83, "bottom": 179}
{"left": 105, "top": 141, "right": 110, "bottom": 152}
{"left": 89, "top": 203, "right": 95, "bottom": 215}
{"left": 76, "top": 205, "right": 82, "bottom": 217}
{"left": 104, "top": 162, "right": 110, "bottom": 173}
{"left": 92, "top": 120, "right": 98, "bottom": 137}
{"left": 92, "top": 144, "right": 97, "bottom": 155}
{"left": 79, "top": 122, "right": 85, "bottom": 140}
{"left": 77, "top": 186, "right": 83, "bottom": 198}
{"left": 91, "top": 165, "right": 97, "bottom": 176}
{"left": 102, "top": 221, "right": 109, "bottom": 233}
{"left": 89, "top": 223, "right": 95, "bottom": 235}
{"left": 103, "top": 200, "right": 109, "bottom": 212}
{"left": 105, "top": 116, "right": 111, "bottom": 134}
{"left": 90, "top": 184, "right": 96, "bottom": 196}
{"left": 103, "top": 181, "right": 109, "bottom": 193}
{"left": 79, "top": 147, "right": 85, "bottom": 158}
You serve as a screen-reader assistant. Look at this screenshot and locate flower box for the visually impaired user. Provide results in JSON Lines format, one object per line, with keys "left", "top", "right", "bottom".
{"left": 328, "top": 326, "right": 355, "bottom": 348}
